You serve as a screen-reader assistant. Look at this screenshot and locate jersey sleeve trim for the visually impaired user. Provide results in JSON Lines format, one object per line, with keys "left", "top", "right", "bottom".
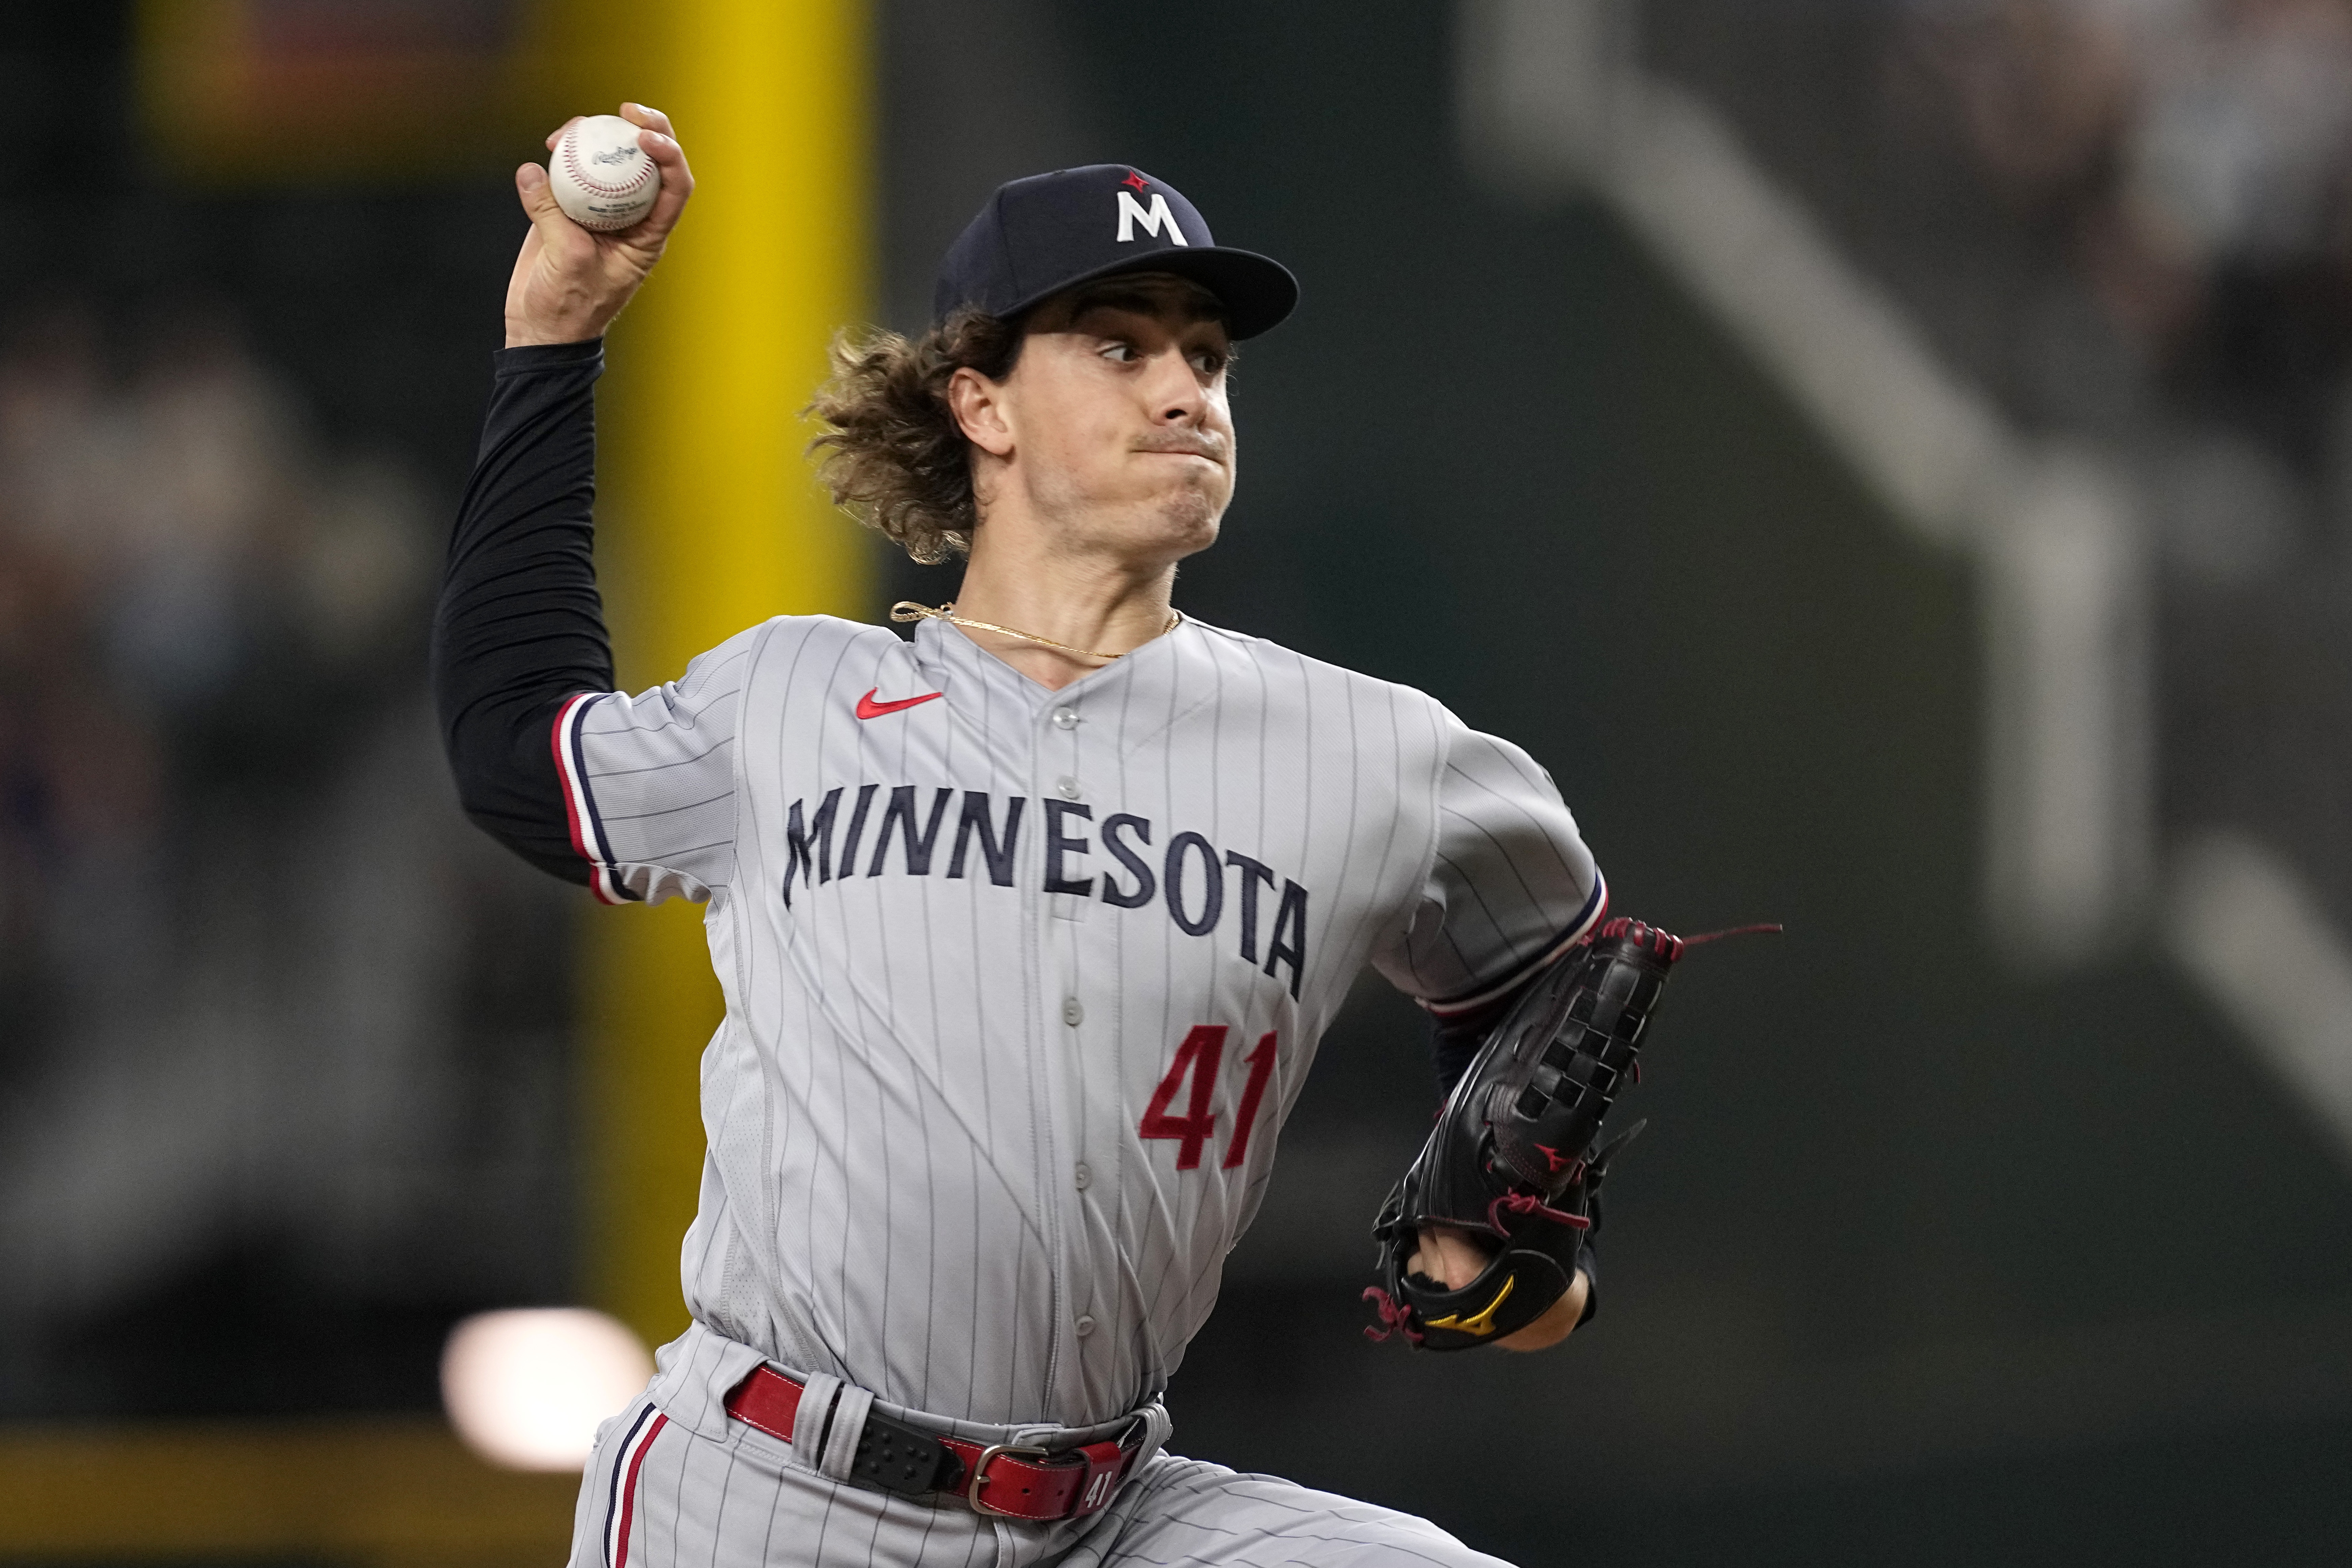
{"left": 551, "top": 690, "right": 633, "bottom": 905}
{"left": 1419, "top": 869, "right": 1608, "bottom": 1017}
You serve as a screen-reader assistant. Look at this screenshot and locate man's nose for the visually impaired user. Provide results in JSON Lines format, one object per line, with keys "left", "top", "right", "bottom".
{"left": 1142, "top": 348, "right": 1208, "bottom": 422}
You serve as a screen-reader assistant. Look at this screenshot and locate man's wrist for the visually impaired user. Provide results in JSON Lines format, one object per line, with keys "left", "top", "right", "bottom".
{"left": 505, "top": 322, "right": 608, "bottom": 349}
{"left": 494, "top": 337, "right": 606, "bottom": 374}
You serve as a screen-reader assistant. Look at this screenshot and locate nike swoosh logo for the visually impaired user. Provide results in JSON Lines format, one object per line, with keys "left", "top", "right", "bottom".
{"left": 856, "top": 687, "right": 944, "bottom": 720}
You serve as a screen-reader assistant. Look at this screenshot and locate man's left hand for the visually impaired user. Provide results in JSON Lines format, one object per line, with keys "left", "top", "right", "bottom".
{"left": 1408, "top": 1227, "right": 1587, "bottom": 1350}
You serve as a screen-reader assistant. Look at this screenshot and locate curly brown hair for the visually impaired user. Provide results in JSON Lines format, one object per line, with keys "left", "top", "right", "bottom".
{"left": 807, "top": 307, "right": 1025, "bottom": 564}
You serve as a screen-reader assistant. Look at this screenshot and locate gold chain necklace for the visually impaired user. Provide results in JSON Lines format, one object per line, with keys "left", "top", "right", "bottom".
{"left": 890, "top": 601, "right": 1180, "bottom": 663}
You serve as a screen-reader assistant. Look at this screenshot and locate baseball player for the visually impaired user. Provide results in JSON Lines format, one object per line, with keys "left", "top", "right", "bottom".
{"left": 435, "top": 105, "right": 1619, "bottom": 1566}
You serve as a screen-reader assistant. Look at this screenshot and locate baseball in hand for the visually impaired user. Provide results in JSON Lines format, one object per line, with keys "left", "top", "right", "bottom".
{"left": 550, "top": 115, "right": 662, "bottom": 232}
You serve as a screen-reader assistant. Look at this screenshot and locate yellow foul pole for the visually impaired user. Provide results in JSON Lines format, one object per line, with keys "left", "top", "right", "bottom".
{"left": 544, "top": 0, "right": 871, "bottom": 1348}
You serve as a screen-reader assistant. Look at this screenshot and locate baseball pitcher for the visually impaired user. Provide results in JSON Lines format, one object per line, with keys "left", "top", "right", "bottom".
{"left": 435, "top": 104, "right": 1677, "bottom": 1567}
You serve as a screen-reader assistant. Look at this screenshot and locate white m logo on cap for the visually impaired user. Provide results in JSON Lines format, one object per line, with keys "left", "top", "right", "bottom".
{"left": 1115, "top": 190, "right": 1189, "bottom": 245}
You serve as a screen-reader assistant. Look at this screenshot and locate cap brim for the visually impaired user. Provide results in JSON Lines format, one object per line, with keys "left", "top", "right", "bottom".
{"left": 1003, "top": 246, "right": 1300, "bottom": 340}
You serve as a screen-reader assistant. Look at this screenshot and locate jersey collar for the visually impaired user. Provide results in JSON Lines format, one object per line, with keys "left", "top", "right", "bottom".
{"left": 908, "top": 612, "right": 1192, "bottom": 715}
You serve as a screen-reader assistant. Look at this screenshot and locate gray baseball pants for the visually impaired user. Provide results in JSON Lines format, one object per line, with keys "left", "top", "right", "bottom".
{"left": 567, "top": 1386, "right": 1515, "bottom": 1568}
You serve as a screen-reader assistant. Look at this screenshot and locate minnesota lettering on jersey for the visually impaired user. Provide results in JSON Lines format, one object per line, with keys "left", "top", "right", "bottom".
{"left": 783, "top": 785, "right": 1309, "bottom": 998}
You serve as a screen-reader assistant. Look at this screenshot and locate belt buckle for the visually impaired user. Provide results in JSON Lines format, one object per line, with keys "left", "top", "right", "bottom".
{"left": 965, "top": 1442, "right": 1052, "bottom": 1518}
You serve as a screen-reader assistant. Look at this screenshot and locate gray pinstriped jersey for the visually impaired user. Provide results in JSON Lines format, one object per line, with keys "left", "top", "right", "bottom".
{"left": 551, "top": 613, "right": 1602, "bottom": 1429}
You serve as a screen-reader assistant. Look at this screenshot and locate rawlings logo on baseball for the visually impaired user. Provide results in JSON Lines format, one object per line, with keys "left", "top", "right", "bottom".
{"left": 550, "top": 114, "right": 661, "bottom": 232}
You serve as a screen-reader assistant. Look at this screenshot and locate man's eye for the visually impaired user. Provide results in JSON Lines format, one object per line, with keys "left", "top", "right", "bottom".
{"left": 1189, "top": 351, "right": 1226, "bottom": 374}
{"left": 1100, "top": 342, "right": 1136, "bottom": 362}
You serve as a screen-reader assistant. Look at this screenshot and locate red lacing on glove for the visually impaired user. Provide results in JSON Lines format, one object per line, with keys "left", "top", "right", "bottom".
{"left": 1593, "top": 917, "right": 1783, "bottom": 962}
{"left": 1682, "top": 922, "right": 1783, "bottom": 946}
{"left": 1597, "top": 916, "right": 1682, "bottom": 961}
{"left": 1361, "top": 1286, "right": 1425, "bottom": 1345}
{"left": 1488, "top": 1191, "right": 1590, "bottom": 1233}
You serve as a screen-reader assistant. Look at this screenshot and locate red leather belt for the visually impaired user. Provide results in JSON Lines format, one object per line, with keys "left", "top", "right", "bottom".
{"left": 723, "top": 1365, "right": 1138, "bottom": 1522}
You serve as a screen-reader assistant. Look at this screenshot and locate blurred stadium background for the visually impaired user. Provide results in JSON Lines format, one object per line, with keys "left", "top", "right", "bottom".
{"left": 8, "top": 0, "right": 2352, "bottom": 1562}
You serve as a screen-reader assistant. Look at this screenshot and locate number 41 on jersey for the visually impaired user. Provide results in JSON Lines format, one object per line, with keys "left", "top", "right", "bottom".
{"left": 1139, "top": 1025, "right": 1277, "bottom": 1170}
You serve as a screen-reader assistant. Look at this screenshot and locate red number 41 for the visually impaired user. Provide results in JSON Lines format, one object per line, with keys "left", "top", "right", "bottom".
{"left": 1139, "top": 1025, "right": 1278, "bottom": 1171}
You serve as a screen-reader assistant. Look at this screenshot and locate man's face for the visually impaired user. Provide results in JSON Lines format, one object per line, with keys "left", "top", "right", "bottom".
{"left": 970, "top": 275, "right": 1236, "bottom": 564}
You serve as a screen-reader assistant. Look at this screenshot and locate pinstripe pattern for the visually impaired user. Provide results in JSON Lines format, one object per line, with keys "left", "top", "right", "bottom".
{"left": 561, "top": 613, "right": 1598, "bottom": 1434}
{"left": 559, "top": 628, "right": 758, "bottom": 906}
{"left": 1066, "top": 1454, "right": 1513, "bottom": 1568}
{"left": 569, "top": 1379, "right": 1512, "bottom": 1568}
{"left": 1421, "top": 875, "right": 1607, "bottom": 1017}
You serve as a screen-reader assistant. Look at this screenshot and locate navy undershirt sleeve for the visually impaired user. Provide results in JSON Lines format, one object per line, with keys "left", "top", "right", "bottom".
{"left": 431, "top": 338, "right": 614, "bottom": 885}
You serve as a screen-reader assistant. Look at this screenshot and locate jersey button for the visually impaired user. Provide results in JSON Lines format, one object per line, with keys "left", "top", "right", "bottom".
{"left": 1052, "top": 707, "right": 1079, "bottom": 729}
{"left": 1074, "top": 1315, "right": 1096, "bottom": 1337}
{"left": 1055, "top": 776, "right": 1081, "bottom": 800}
{"left": 1074, "top": 1163, "right": 1092, "bottom": 1190}
{"left": 1062, "top": 997, "right": 1085, "bottom": 1027}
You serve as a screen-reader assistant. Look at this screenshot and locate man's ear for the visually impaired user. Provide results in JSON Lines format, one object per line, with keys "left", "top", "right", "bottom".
{"left": 947, "top": 366, "right": 1017, "bottom": 458}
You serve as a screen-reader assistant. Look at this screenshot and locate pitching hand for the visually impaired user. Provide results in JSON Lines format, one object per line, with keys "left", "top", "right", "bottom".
{"left": 1408, "top": 1226, "right": 1588, "bottom": 1351}
{"left": 505, "top": 103, "right": 695, "bottom": 348}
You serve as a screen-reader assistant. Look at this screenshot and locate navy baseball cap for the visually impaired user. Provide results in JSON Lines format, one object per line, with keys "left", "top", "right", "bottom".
{"left": 932, "top": 165, "right": 1299, "bottom": 339}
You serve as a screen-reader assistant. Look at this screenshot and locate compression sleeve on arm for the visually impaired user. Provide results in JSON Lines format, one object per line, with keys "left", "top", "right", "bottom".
{"left": 432, "top": 338, "right": 614, "bottom": 885}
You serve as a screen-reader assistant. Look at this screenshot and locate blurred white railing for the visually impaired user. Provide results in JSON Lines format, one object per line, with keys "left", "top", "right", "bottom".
{"left": 1457, "top": 0, "right": 2352, "bottom": 1167}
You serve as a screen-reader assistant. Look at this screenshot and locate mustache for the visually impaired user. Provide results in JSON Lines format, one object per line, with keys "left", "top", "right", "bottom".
{"left": 1133, "top": 431, "right": 1229, "bottom": 461}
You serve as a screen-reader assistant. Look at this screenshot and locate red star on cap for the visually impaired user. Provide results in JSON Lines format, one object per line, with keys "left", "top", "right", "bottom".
{"left": 1120, "top": 170, "right": 1148, "bottom": 191}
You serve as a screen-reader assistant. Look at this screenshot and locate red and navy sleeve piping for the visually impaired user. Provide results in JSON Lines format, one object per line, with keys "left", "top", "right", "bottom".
{"left": 550, "top": 691, "right": 633, "bottom": 904}
{"left": 1420, "top": 870, "right": 1609, "bottom": 1020}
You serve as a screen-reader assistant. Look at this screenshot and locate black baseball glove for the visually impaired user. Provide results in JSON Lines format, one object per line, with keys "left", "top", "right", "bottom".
{"left": 1365, "top": 917, "right": 1687, "bottom": 1351}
